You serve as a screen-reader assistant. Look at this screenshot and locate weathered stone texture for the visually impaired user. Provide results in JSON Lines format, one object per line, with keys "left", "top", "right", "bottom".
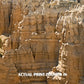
{"left": 0, "top": 0, "right": 84, "bottom": 84}
{"left": 47, "top": 5, "right": 84, "bottom": 84}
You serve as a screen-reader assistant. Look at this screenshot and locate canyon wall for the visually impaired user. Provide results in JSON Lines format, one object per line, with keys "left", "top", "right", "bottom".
{"left": 47, "top": 5, "right": 84, "bottom": 84}
{"left": 0, "top": 0, "right": 84, "bottom": 84}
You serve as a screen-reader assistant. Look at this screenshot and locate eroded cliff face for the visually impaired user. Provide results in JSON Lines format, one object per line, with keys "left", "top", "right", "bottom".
{"left": 0, "top": 0, "right": 84, "bottom": 84}
{"left": 0, "top": 0, "right": 12, "bottom": 35}
{"left": 47, "top": 5, "right": 84, "bottom": 84}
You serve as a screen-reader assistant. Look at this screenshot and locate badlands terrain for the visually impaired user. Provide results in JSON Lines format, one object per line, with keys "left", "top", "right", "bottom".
{"left": 0, "top": 0, "right": 84, "bottom": 84}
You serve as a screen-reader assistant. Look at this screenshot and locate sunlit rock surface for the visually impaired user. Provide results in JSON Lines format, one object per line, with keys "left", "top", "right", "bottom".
{"left": 0, "top": 0, "right": 84, "bottom": 84}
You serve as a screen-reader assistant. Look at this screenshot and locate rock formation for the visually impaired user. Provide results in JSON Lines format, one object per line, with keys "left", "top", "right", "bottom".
{"left": 0, "top": 0, "right": 84, "bottom": 84}
{"left": 47, "top": 5, "right": 84, "bottom": 84}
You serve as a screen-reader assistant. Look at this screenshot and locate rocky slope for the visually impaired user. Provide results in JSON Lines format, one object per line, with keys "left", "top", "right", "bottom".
{"left": 0, "top": 0, "right": 84, "bottom": 84}
{"left": 47, "top": 4, "right": 84, "bottom": 84}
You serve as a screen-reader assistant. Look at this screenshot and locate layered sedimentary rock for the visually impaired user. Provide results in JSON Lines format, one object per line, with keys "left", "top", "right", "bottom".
{"left": 5, "top": 11, "right": 59, "bottom": 84}
{"left": 0, "top": 0, "right": 12, "bottom": 35}
{"left": 0, "top": 0, "right": 84, "bottom": 84}
{"left": 47, "top": 5, "right": 84, "bottom": 84}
